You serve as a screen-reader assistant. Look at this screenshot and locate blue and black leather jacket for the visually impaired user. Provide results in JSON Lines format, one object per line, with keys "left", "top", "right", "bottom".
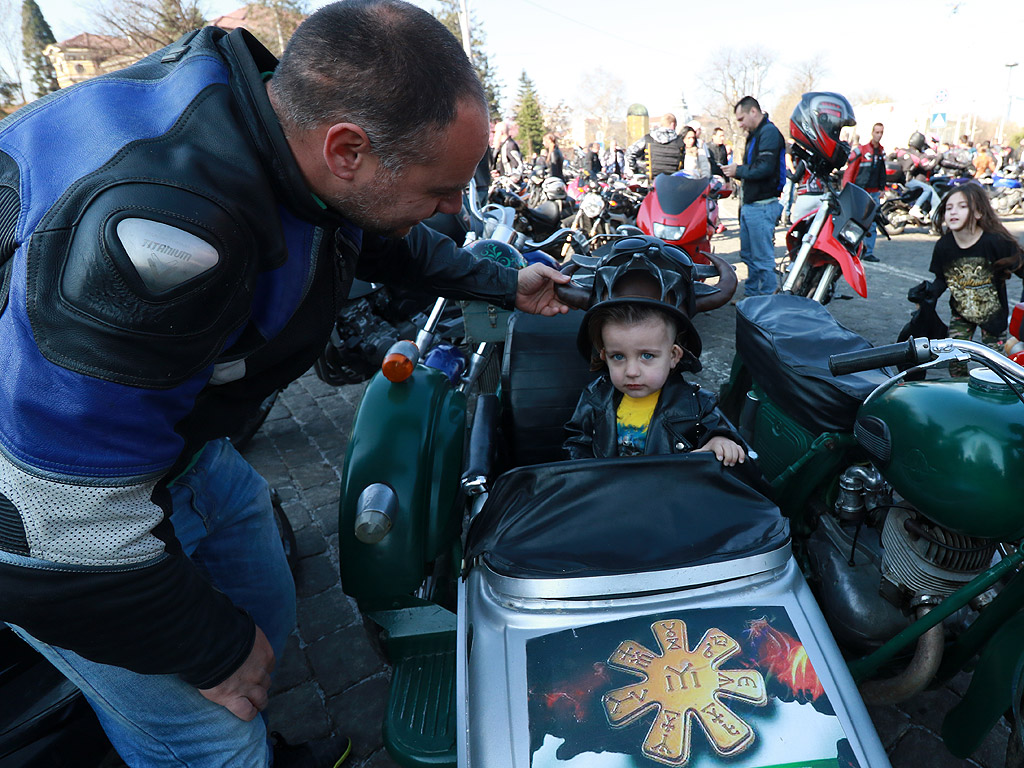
{"left": 0, "top": 28, "right": 515, "bottom": 687}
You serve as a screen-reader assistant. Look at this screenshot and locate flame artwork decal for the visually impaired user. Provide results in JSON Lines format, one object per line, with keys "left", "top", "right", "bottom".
{"left": 526, "top": 607, "right": 859, "bottom": 768}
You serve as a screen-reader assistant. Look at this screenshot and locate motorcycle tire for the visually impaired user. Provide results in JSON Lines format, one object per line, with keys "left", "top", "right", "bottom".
{"left": 270, "top": 487, "right": 299, "bottom": 574}
{"left": 782, "top": 262, "right": 824, "bottom": 300}
{"left": 227, "top": 389, "right": 282, "bottom": 451}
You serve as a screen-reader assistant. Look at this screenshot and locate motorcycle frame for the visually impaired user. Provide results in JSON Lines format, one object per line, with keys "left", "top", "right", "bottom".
{"left": 782, "top": 195, "right": 867, "bottom": 300}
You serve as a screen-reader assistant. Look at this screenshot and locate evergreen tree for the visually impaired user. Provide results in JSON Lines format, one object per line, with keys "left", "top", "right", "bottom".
{"left": 513, "top": 71, "right": 544, "bottom": 158}
{"left": 21, "top": 0, "right": 58, "bottom": 97}
{"left": 430, "top": 0, "right": 502, "bottom": 118}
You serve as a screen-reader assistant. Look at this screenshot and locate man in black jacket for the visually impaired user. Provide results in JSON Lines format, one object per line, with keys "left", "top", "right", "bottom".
{"left": 0, "top": 1, "right": 568, "bottom": 765}
{"left": 724, "top": 96, "right": 786, "bottom": 296}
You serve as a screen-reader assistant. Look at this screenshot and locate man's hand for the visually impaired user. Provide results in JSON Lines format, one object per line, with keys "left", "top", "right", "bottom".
{"left": 722, "top": 163, "right": 738, "bottom": 179}
{"left": 199, "top": 626, "right": 275, "bottom": 721}
{"left": 515, "top": 263, "right": 572, "bottom": 316}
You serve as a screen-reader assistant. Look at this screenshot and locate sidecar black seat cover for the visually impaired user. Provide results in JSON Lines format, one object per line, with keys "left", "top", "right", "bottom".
{"left": 464, "top": 453, "right": 788, "bottom": 579}
{"left": 736, "top": 294, "right": 893, "bottom": 434}
{"left": 501, "top": 310, "right": 598, "bottom": 466}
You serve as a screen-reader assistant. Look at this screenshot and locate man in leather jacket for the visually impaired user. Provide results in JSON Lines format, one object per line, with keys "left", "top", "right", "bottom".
{"left": 0, "top": 1, "right": 568, "bottom": 765}
{"left": 625, "top": 113, "right": 686, "bottom": 180}
{"left": 842, "top": 122, "right": 885, "bottom": 261}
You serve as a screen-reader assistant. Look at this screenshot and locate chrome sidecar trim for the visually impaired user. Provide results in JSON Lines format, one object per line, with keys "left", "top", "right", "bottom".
{"left": 481, "top": 541, "right": 792, "bottom": 600}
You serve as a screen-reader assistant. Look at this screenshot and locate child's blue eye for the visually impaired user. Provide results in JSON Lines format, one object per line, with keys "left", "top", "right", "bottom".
{"left": 641, "top": 352, "right": 655, "bottom": 360}
{"left": 610, "top": 353, "right": 624, "bottom": 361}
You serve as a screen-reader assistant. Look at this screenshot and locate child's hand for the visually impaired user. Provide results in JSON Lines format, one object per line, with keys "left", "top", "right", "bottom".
{"left": 696, "top": 436, "right": 746, "bottom": 467}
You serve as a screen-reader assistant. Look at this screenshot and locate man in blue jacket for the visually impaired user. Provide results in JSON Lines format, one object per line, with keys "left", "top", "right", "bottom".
{"left": 723, "top": 96, "right": 786, "bottom": 296}
{"left": 0, "top": 1, "right": 568, "bottom": 765}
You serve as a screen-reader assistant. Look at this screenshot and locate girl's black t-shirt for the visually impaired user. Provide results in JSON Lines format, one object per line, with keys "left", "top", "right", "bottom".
{"left": 929, "top": 230, "right": 1022, "bottom": 334}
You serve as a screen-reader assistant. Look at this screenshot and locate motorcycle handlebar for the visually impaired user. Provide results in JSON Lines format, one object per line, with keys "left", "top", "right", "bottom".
{"left": 828, "top": 338, "right": 931, "bottom": 375}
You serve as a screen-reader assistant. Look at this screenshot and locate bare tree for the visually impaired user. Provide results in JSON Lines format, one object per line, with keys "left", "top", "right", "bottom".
{"left": 698, "top": 46, "right": 776, "bottom": 148}
{"left": 542, "top": 99, "right": 573, "bottom": 141}
{"left": 90, "top": 0, "right": 206, "bottom": 56}
{"left": 572, "top": 67, "right": 627, "bottom": 145}
{"left": 772, "top": 58, "right": 828, "bottom": 140}
{"left": 0, "top": 0, "right": 25, "bottom": 104}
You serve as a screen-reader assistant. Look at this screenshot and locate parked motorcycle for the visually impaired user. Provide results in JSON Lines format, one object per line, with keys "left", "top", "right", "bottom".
{"left": 781, "top": 93, "right": 880, "bottom": 304}
{"left": 990, "top": 166, "right": 1024, "bottom": 216}
{"left": 333, "top": 217, "right": 899, "bottom": 766}
{"left": 567, "top": 174, "right": 618, "bottom": 242}
{"left": 719, "top": 293, "right": 1024, "bottom": 765}
{"left": 635, "top": 172, "right": 731, "bottom": 265}
{"left": 879, "top": 183, "right": 939, "bottom": 236}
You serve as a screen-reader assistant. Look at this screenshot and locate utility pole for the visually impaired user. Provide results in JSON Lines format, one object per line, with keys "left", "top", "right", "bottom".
{"left": 998, "top": 62, "right": 1018, "bottom": 145}
{"left": 457, "top": 0, "right": 472, "bottom": 63}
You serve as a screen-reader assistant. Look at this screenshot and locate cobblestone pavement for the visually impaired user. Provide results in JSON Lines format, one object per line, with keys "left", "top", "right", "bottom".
{"left": 252, "top": 201, "right": 1024, "bottom": 767}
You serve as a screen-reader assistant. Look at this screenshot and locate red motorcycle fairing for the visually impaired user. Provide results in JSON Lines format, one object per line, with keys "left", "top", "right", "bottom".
{"left": 636, "top": 175, "right": 713, "bottom": 265}
{"left": 785, "top": 213, "right": 868, "bottom": 298}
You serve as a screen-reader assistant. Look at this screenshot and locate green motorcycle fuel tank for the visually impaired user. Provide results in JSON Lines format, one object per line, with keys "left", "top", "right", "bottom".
{"left": 856, "top": 369, "right": 1024, "bottom": 541}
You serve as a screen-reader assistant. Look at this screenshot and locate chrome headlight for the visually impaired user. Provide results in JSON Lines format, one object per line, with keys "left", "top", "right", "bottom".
{"left": 581, "top": 192, "right": 605, "bottom": 219}
{"left": 652, "top": 222, "right": 686, "bottom": 241}
{"left": 837, "top": 220, "right": 865, "bottom": 246}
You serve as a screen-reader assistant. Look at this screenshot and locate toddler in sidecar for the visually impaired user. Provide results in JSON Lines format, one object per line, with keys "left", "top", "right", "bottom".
{"left": 562, "top": 267, "right": 745, "bottom": 464}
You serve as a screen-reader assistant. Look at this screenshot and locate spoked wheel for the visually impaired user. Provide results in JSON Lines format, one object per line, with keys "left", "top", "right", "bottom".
{"left": 782, "top": 261, "right": 823, "bottom": 297}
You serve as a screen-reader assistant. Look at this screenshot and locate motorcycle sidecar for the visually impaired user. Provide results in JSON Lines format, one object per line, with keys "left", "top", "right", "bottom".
{"left": 457, "top": 455, "right": 890, "bottom": 768}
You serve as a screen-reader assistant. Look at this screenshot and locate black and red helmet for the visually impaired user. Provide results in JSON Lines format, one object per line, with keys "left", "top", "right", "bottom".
{"left": 789, "top": 92, "right": 856, "bottom": 170}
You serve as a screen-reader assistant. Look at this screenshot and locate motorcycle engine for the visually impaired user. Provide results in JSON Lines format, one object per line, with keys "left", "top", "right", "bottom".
{"left": 879, "top": 506, "right": 996, "bottom": 604}
{"left": 806, "top": 464, "right": 995, "bottom": 651}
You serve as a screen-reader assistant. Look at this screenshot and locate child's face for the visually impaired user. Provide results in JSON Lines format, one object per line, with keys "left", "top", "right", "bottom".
{"left": 600, "top": 318, "right": 683, "bottom": 398}
{"left": 944, "top": 191, "right": 979, "bottom": 232}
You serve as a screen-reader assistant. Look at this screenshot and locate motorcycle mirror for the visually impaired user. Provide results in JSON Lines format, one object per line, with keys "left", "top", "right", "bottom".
{"left": 381, "top": 339, "right": 419, "bottom": 382}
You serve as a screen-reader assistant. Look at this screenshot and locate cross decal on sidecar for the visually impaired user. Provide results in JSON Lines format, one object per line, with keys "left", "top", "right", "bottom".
{"left": 602, "top": 619, "right": 768, "bottom": 766}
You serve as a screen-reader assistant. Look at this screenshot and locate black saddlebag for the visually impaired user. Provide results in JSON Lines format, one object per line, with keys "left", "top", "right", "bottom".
{"left": 736, "top": 295, "right": 892, "bottom": 434}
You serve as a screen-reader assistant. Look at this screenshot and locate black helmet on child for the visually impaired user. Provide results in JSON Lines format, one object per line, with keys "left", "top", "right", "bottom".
{"left": 790, "top": 92, "right": 856, "bottom": 170}
{"left": 576, "top": 235, "right": 702, "bottom": 371}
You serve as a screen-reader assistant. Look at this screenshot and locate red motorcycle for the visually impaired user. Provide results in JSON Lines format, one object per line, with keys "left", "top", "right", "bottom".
{"left": 780, "top": 92, "right": 880, "bottom": 304}
{"left": 635, "top": 173, "right": 731, "bottom": 265}
{"left": 1008, "top": 302, "right": 1024, "bottom": 365}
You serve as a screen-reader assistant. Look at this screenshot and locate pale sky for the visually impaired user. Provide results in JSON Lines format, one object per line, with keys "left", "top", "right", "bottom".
{"left": 28, "top": 0, "right": 1024, "bottom": 129}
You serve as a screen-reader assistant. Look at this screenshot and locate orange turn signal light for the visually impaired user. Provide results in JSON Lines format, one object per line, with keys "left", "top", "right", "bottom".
{"left": 381, "top": 340, "right": 419, "bottom": 382}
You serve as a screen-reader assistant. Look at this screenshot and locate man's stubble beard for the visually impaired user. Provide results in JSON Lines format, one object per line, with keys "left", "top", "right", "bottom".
{"left": 321, "top": 166, "right": 409, "bottom": 237}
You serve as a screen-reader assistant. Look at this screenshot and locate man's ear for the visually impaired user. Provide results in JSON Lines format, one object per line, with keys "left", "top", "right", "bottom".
{"left": 323, "top": 123, "right": 373, "bottom": 181}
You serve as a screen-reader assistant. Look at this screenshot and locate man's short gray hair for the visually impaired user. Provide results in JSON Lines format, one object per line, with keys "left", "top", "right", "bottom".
{"left": 270, "top": 0, "right": 486, "bottom": 172}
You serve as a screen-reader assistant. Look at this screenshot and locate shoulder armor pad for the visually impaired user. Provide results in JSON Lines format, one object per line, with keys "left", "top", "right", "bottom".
{"left": 28, "top": 182, "right": 255, "bottom": 388}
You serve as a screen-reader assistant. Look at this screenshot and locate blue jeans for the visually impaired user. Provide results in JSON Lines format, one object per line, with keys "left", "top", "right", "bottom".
{"left": 781, "top": 178, "right": 796, "bottom": 217}
{"left": 863, "top": 191, "right": 881, "bottom": 258}
{"left": 740, "top": 199, "right": 783, "bottom": 296}
{"left": 9, "top": 438, "right": 295, "bottom": 767}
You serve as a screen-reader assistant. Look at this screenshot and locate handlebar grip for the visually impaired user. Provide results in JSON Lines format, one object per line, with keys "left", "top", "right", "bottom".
{"left": 829, "top": 338, "right": 930, "bottom": 376}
